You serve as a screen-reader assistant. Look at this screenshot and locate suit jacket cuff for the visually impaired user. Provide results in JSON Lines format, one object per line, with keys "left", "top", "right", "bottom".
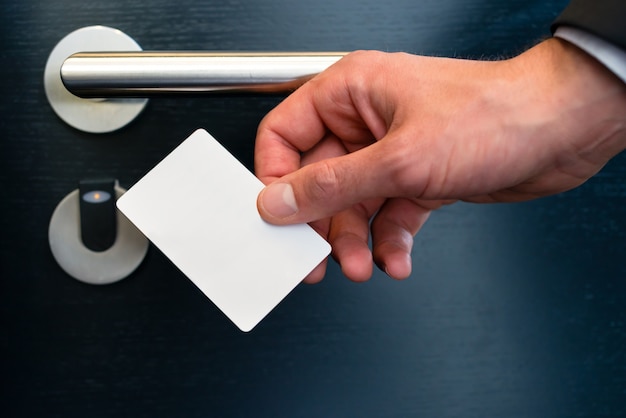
{"left": 554, "top": 26, "right": 626, "bottom": 84}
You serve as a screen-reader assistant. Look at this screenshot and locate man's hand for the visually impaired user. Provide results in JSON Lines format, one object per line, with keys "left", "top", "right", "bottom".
{"left": 255, "top": 39, "right": 626, "bottom": 283}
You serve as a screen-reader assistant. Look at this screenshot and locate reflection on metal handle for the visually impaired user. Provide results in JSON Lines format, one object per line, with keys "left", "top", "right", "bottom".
{"left": 61, "top": 52, "right": 346, "bottom": 97}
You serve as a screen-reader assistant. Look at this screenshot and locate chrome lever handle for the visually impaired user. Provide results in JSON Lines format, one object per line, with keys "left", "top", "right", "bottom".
{"left": 45, "top": 26, "right": 346, "bottom": 133}
{"left": 61, "top": 51, "right": 346, "bottom": 98}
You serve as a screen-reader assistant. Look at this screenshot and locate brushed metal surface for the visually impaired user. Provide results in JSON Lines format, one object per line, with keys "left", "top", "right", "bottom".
{"left": 62, "top": 51, "right": 345, "bottom": 96}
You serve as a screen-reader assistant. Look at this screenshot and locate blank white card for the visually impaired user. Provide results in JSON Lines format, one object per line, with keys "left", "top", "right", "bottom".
{"left": 117, "top": 129, "right": 330, "bottom": 331}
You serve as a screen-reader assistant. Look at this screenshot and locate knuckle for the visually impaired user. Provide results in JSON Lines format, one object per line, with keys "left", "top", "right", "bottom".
{"left": 306, "top": 160, "right": 343, "bottom": 203}
{"left": 344, "top": 49, "right": 385, "bottom": 63}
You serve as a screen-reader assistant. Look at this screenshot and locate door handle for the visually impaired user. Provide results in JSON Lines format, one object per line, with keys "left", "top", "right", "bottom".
{"left": 44, "top": 26, "right": 346, "bottom": 133}
{"left": 62, "top": 51, "right": 345, "bottom": 98}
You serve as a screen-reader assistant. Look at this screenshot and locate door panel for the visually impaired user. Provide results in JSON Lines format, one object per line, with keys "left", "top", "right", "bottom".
{"left": 3, "top": 1, "right": 626, "bottom": 417}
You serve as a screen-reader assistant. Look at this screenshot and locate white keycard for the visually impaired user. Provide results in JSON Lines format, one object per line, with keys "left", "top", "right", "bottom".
{"left": 117, "top": 129, "right": 330, "bottom": 331}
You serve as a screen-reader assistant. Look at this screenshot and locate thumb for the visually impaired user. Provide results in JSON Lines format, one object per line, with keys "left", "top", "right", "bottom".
{"left": 257, "top": 143, "right": 404, "bottom": 225}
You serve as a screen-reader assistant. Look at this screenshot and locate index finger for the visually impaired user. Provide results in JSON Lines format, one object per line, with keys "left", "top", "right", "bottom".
{"left": 254, "top": 79, "right": 329, "bottom": 184}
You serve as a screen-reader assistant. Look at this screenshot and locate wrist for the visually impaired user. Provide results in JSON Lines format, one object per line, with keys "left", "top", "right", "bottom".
{"left": 512, "top": 38, "right": 626, "bottom": 165}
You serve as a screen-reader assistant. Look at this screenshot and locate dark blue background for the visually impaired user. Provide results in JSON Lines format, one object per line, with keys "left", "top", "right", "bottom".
{"left": 2, "top": 1, "right": 626, "bottom": 417}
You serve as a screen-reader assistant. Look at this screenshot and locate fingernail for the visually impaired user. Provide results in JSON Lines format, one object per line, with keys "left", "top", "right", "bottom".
{"left": 262, "top": 183, "right": 298, "bottom": 218}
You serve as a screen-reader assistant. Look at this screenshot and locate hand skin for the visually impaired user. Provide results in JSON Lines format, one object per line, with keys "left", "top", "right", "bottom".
{"left": 254, "top": 38, "right": 626, "bottom": 283}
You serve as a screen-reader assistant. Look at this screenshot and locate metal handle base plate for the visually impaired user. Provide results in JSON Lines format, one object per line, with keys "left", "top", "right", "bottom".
{"left": 44, "top": 26, "right": 149, "bottom": 133}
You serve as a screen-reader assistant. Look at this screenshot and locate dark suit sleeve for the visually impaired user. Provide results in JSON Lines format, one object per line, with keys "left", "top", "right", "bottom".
{"left": 552, "top": 0, "right": 626, "bottom": 51}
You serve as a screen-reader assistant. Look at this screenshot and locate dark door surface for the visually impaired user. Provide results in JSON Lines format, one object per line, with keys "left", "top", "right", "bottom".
{"left": 2, "top": 1, "right": 626, "bottom": 417}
